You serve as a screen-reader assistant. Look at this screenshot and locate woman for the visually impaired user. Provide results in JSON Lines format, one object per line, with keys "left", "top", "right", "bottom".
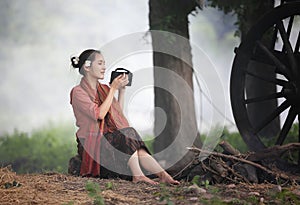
{"left": 70, "top": 49, "right": 179, "bottom": 185}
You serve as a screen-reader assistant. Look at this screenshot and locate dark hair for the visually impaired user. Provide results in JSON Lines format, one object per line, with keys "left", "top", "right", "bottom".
{"left": 71, "top": 49, "right": 101, "bottom": 74}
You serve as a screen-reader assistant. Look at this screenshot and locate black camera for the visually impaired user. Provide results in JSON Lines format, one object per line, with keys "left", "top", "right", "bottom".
{"left": 109, "top": 68, "right": 133, "bottom": 86}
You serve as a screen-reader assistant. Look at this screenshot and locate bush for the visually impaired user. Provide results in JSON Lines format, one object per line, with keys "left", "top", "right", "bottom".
{"left": 0, "top": 123, "right": 77, "bottom": 174}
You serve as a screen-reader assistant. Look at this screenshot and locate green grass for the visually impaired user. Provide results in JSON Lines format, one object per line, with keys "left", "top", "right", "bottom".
{"left": 85, "top": 181, "right": 105, "bottom": 205}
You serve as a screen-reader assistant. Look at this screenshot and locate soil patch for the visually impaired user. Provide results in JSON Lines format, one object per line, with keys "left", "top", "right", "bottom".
{"left": 1, "top": 167, "right": 300, "bottom": 204}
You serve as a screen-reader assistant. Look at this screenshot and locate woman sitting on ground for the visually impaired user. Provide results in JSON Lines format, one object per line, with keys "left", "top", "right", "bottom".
{"left": 70, "top": 49, "right": 179, "bottom": 185}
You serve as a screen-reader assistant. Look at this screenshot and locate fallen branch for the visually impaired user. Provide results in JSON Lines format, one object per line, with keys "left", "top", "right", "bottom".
{"left": 187, "top": 147, "right": 300, "bottom": 182}
{"left": 210, "top": 155, "right": 251, "bottom": 183}
{"left": 246, "top": 143, "right": 300, "bottom": 161}
{"left": 210, "top": 160, "right": 227, "bottom": 178}
{"left": 219, "top": 140, "right": 241, "bottom": 156}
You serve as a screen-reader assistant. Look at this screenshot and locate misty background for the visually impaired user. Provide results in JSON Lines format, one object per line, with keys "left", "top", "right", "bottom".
{"left": 0, "top": 0, "right": 239, "bottom": 136}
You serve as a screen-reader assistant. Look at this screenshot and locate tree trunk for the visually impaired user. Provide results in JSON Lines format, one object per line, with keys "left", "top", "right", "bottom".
{"left": 149, "top": 0, "right": 202, "bottom": 174}
{"left": 240, "top": 1, "right": 280, "bottom": 139}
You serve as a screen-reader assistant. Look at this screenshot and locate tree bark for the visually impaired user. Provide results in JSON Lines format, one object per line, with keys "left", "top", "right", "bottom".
{"left": 149, "top": 0, "right": 202, "bottom": 173}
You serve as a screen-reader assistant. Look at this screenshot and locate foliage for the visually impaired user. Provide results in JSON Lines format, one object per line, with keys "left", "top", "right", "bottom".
{"left": 143, "top": 135, "right": 155, "bottom": 154}
{"left": 222, "top": 123, "right": 299, "bottom": 156}
{"left": 105, "top": 181, "right": 115, "bottom": 190}
{"left": 221, "top": 127, "right": 248, "bottom": 153}
{"left": 157, "top": 183, "right": 174, "bottom": 205}
{"left": 207, "top": 0, "right": 274, "bottom": 37}
{"left": 191, "top": 175, "right": 210, "bottom": 189}
{"left": 200, "top": 126, "right": 249, "bottom": 153}
{"left": 262, "top": 123, "right": 299, "bottom": 164}
{"left": 85, "top": 181, "right": 105, "bottom": 205}
{"left": 191, "top": 175, "right": 201, "bottom": 186}
{"left": 261, "top": 123, "right": 299, "bottom": 147}
{"left": 145, "top": 126, "right": 249, "bottom": 156}
{"left": 285, "top": 123, "right": 299, "bottom": 145}
{"left": 62, "top": 202, "right": 74, "bottom": 205}
{"left": 269, "top": 188, "right": 300, "bottom": 204}
{"left": 0, "top": 123, "right": 77, "bottom": 173}
{"left": 149, "top": 0, "right": 198, "bottom": 32}
{"left": 201, "top": 179, "right": 210, "bottom": 189}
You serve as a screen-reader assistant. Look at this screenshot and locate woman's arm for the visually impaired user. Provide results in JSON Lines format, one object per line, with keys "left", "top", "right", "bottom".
{"left": 118, "top": 88, "right": 126, "bottom": 110}
{"left": 117, "top": 74, "right": 128, "bottom": 111}
{"left": 99, "top": 74, "right": 128, "bottom": 119}
{"left": 98, "top": 86, "right": 117, "bottom": 119}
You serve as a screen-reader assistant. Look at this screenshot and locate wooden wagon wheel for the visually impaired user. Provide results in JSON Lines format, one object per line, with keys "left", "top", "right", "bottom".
{"left": 230, "top": 2, "right": 300, "bottom": 152}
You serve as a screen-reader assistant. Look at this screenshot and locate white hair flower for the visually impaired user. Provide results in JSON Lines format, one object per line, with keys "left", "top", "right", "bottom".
{"left": 72, "top": 56, "right": 79, "bottom": 65}
{"left": 85, "top": 60, "right": 91, "bottom": 67}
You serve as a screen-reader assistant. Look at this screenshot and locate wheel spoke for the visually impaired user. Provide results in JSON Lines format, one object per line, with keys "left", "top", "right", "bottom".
{"left": 298, "top": 114, "right": 300, "bottom": 165}
{"left": 275, "top": 107, "right": 297, "bottom": 145}
{"left": 256, "top": 41, "right": 292, "bottom": 80}
{"left": 254, "top": 100, "right": 290, "bottom": 134}
{"left": 286, "top": 16, "right": 294, "bottom": 43}
{"left": 245, "top": 69, "right": 288, "bottom": 87}
{"left": 271, "top": 25, "right": 279, "bottom": 49}
{"left": 277, "top": 20, "right": 298, "bottom": 77}
{"left": 245, "top": 92, "right": 284, "bottom": 104}
{"left": 295, "top": 30, "right": 300, "bottom": 52}
{"left": 298, "top": 114, "right": 300, "bottom": 141}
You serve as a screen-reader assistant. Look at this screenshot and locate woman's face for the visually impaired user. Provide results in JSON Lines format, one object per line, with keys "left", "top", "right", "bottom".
{"left": 89, "top": 53, "right": 106, "bottom": 80}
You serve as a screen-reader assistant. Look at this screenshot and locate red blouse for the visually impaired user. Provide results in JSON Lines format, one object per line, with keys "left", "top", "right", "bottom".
{"left": 70, "top": 79, "right": 129, "bottom": 140}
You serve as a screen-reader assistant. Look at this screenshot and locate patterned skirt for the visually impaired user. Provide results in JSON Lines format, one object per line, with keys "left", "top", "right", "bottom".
{"left": 77, "top": 127, "right": 150, "bottom": 180}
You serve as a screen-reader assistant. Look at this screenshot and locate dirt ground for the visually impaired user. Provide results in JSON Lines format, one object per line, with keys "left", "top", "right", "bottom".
{"left": 1, "top": 167, "right": 300, "bottom": 205}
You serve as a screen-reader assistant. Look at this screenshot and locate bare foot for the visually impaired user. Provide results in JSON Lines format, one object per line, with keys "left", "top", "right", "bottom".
{"left": 159, "top": 172, "right": 180, "bottom": 185}
{"left": 132, "top": 175, "right": 159, "bottom": 185}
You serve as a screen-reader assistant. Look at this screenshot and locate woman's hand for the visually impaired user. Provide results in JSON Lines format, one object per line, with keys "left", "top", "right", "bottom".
{"left": 110, "top": 74, "right": 128, "bottom": 110}
{"left": 110, "top": 74, "right": 129, "bottom": 90}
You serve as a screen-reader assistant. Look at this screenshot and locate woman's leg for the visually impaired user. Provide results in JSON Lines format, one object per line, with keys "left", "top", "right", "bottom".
{"left": 137, "top": 149, "right": 180, "bottom": 185}
{"left": 127, "top": 151, "right": 158, "bottom": 185}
